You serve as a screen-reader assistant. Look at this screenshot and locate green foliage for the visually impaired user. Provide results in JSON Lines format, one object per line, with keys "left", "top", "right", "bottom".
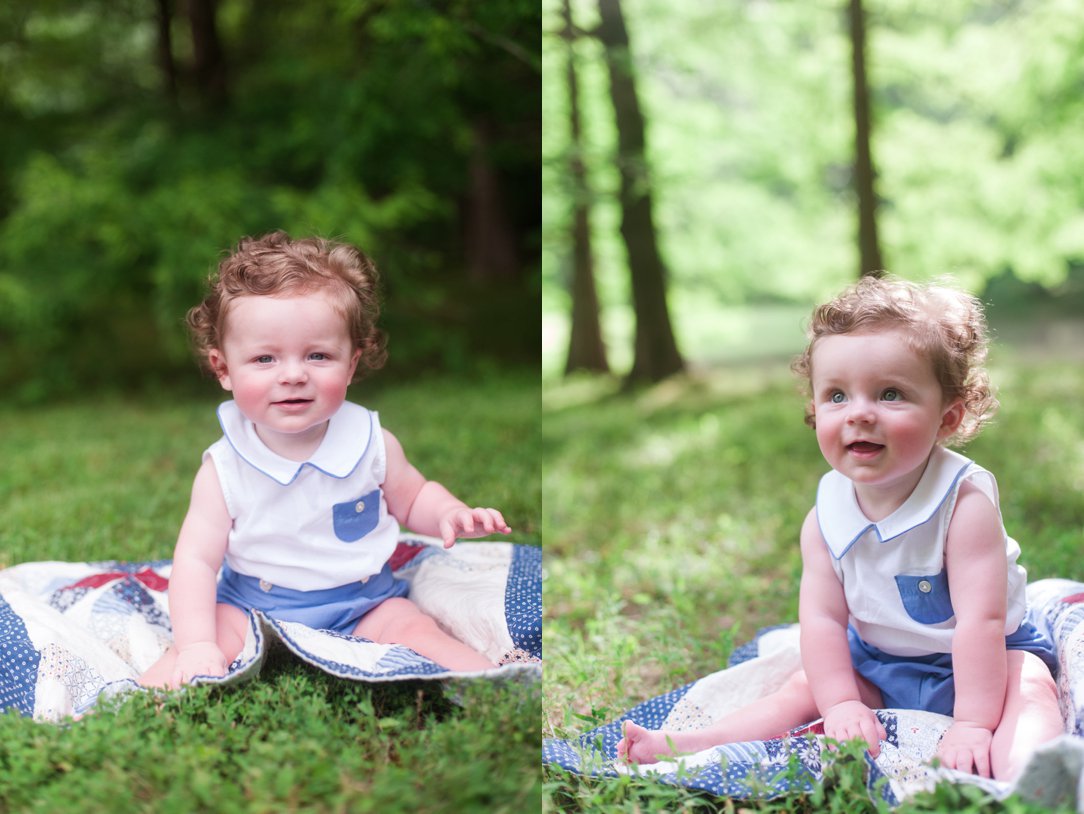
{"left": 543, "top": 0, "right": 1084, "bottom": 373}
{"left": 543, "top": 351, "right": 1084, "bottom": 812}
{"left": 0, "top": 0, "right": 540, "bottom": 401}
{"left": 0, "top": 371, "right": 539, "bottom": 812}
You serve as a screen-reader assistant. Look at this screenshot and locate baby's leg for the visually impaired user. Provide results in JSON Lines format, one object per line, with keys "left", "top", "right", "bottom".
{"left": 352, "top": 597, "right": 494, "bottom": 671}
{"left": 618, "top": 669, "right": 815, "bottom": 764}
{"left": 138, "top": 603, "right": 249, "bottom": 688}
{"left": 990, "top": 650, "right": 1062, "bottom": 781}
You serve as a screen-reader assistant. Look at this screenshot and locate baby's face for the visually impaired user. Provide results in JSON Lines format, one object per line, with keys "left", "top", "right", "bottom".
{"left": 809, "top": 328, "right": 961, "bottom": 498}
{"left": 209, "top": 291, "right": 360, "bottom": 452}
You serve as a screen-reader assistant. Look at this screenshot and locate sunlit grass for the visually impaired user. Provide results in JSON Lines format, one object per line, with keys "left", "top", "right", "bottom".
{"left": 543, "top": 350, "right": 1084, "bottom": 812}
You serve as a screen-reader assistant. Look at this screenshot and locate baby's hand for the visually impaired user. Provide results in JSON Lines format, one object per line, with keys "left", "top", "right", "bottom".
{"left": 937, "top": 721, "right": 993, "bottom": 777}
{"left": 438, "top": 507, "right": 511, "bottom": 548}
{"left": 823, "top": 699, "right": 887, "bottom": 757}
{"left": 171, "top": 642, "right": 227, "bottom": 688}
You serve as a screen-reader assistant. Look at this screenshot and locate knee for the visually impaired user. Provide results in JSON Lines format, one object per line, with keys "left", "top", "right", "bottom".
{"left": 784, "top": 672, "right": 810, "bottom": 689}
{"left": 780, "top": 669, "right": 812, "bottom": 701}
{"left": 371, "top": 599, "right": 441, "bottom": 643}
{"left": 1019, "top": 658, "right": 1058, "bottom": 705}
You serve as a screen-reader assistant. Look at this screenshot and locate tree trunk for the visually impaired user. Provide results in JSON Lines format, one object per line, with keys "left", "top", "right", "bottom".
{"left": 188, "top": 0, "right": 228, "bottom": 108}
{"left": 849, "top": 0, "right": 884, "bottom": 277}
{"left": 562, "top": 0, "right": 608, "bottom": 374}
{"left": 154, "top": 0, "right": 178, "bottom": 104}
{"left": 596, "top": 0, "right": 683, "bottom": 383}
{"left": 465, "top": 120, "right": 521, "bottom": 282}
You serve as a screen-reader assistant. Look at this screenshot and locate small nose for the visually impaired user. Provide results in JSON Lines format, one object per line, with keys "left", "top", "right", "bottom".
{"left": 279, "top": 359, "right": 308, "bottom": 384}
{"left": 846, "top": 397, "right": 875, "bottom": 424}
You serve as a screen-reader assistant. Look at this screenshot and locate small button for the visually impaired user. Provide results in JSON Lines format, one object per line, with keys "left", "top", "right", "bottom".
{"left": 355, "top": 501, "right": 366, "bottom": 513}
{"left": 259, "top": 579, "right": 273, "bottom": 592}
{"left": 918, "top": 580, "right": 932, "bottom": 593}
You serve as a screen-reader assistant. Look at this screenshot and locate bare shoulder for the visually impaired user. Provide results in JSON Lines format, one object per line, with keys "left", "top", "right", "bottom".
{"left": 951, "top": 477, "right": 999, "bottom": 523}
{"left": 946, "top": 476, "right": 1003, "bottom": 557}
{"left": 381, "top": 426, "right": 401, "bottom": 448}
{"left": 190, "top": 455, "right": 222, "bottom": 498}
{"left": 799, "top": 506, "right": 824, "bottom": 554}
{"left": 381, "top": 427, "right": 413, "bottom": 473}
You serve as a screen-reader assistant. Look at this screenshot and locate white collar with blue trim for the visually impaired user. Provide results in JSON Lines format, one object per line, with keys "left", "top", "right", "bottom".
{"left": 216, "top": 400, "right": 374, "bottom": 485}
{"left": 816, "top": 445, "right": 973, "bottom": 560}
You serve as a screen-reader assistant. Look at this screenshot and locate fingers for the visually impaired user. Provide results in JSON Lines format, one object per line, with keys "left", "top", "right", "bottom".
{"left": 936, "top": 724, "right": 993, "bottom": 777}
{"left": 975, "top": 749, "right": 991, "bottom": 778}
{"left": 442, "top": 507, "right": 512, "bottom": 546}
{"left": 939, "top": 747, "right": 991, "bottom": 778}
{"left": 439, "top": 517, "right": 457, "bottom": 548}
{"left": 824, "top": 707, "right": 886, "bottom": 758}
{"left": 860, "top": 716, "right": 884, "bottom": 757}
{"left": 827, "top": 723, "right": 879, "bottom": 756}
{"left": 484, "top": 508, "right": 511, "bottom": 534}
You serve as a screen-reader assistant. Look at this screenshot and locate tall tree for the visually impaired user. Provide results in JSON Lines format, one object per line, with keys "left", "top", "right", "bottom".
{"left": 562, "top": 0, "right": 608, "bottom": 374}
{"left": 596, "top": 0, "right": 683, "bottom": 383}
{"left": 189, "top": 0, "right": 228, "bottom": 108}
{"left": 849, "top": 0, "right": 884, "bottom": 277}
{"left": 465, "top": 119, "right": 521, "bottom": 281}
{"left": 154, "top": 0, "right": 179, "bottom": 104}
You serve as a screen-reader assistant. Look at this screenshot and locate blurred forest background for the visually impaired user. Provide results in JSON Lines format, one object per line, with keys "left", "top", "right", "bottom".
{"left": 542, "top": 0, "right": 1084, "bottom": 380}
{"left": 0, "top": 0, "right": 539, "bottom": 403}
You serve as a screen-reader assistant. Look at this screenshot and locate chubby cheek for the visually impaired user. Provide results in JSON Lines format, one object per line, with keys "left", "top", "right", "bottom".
{"left": 317, "top": 372, "right": 351, "bottom": 402}
{"left": 813, "top": 413, "right": 844, "bottom": 462}
{"left": 228, "top": 377, "right": 269, "bottom": 412}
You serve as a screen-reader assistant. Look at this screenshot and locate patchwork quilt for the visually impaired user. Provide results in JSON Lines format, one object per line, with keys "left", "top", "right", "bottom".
{"left": 0, "top": 537, "right": 541, "bottom": 721}
{"left": 544, "top": 579, "right": 1084, "bottom": 811}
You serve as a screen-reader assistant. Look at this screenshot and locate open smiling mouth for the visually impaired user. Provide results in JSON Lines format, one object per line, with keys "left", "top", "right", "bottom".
{"left": 847, "top": 441, "right": 885, "bottom": 454}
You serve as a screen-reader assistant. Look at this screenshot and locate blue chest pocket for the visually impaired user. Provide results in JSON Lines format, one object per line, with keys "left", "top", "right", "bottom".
{"left": 895, "top": 569, "right": 954, "bottom": 624}
{"left": 332, "top": 489, "right": 381, "bottom": 542}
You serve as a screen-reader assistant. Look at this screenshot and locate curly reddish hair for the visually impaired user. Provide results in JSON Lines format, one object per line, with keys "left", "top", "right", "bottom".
{"left": 187, "top": 231, "right": 387, "bottom": 381}
{"left": 792, "top": 275, "right": 997, "bottom": 446}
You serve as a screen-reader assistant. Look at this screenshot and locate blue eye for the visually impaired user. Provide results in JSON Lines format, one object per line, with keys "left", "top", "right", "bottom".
{"left": 882, "top": 388, "right": 902, "bottom": 402}
{"left": 309, "top": 352, "right": 329, "bottom": 361}
{"left": 255, "top": 355, "right": 274, "bottom": 364}
{"left": 830, "top": 391, "right": 846, "bottom": 404}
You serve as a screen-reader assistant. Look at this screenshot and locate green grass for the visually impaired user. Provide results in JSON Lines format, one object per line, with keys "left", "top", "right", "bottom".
{"left": 542, "top": 350, "right": 1084, "bottom": 813}
{"left": 0, "top": 369, "right": 539, "bottom": 814}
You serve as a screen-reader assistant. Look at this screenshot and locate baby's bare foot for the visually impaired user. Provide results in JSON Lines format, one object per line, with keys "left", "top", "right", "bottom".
{"left": 616, "top": 721, "right": 680, "bottom": 765}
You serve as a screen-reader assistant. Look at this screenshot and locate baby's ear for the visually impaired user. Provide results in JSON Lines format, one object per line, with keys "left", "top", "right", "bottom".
{"left": 208, "top": 349, "right": 232, "bottom": 391}
{"left": 938, "top": 400, "right": 965, "bottom": 439}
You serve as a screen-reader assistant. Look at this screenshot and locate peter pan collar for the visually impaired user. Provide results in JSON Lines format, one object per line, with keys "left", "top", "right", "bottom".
{"left": 216, "top": 400, "right": 374, "bottom": 485}
{"left": 817, "top": 445, "right": 973, "bottom": 560}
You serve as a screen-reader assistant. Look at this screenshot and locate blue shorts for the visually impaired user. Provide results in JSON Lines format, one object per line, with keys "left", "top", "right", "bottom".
{"left": 216, "top": 562, "right": 410, "bottom": 635}
{"left": 848, "top": 612, "right": 1058, "bottom": 716}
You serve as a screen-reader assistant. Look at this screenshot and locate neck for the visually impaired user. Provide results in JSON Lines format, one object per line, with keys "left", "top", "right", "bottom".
{"left": 852, "top": 453, "right": 934, "bottom": 522}
{"left": 255, "top": 422, "right": 329, "bottom": 461}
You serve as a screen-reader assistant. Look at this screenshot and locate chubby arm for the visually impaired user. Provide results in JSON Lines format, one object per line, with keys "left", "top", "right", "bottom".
{"left": 799, "top": 507, "right": 886, "bottom": 755}
{"left": 939, "top": 480, "right": 1009, "bottom": 777}
{"left": 380, "top": 429, "right": 510, "bottom": 548}
{"left": 168, "top": 458, "right": 233, "bottom": 686}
